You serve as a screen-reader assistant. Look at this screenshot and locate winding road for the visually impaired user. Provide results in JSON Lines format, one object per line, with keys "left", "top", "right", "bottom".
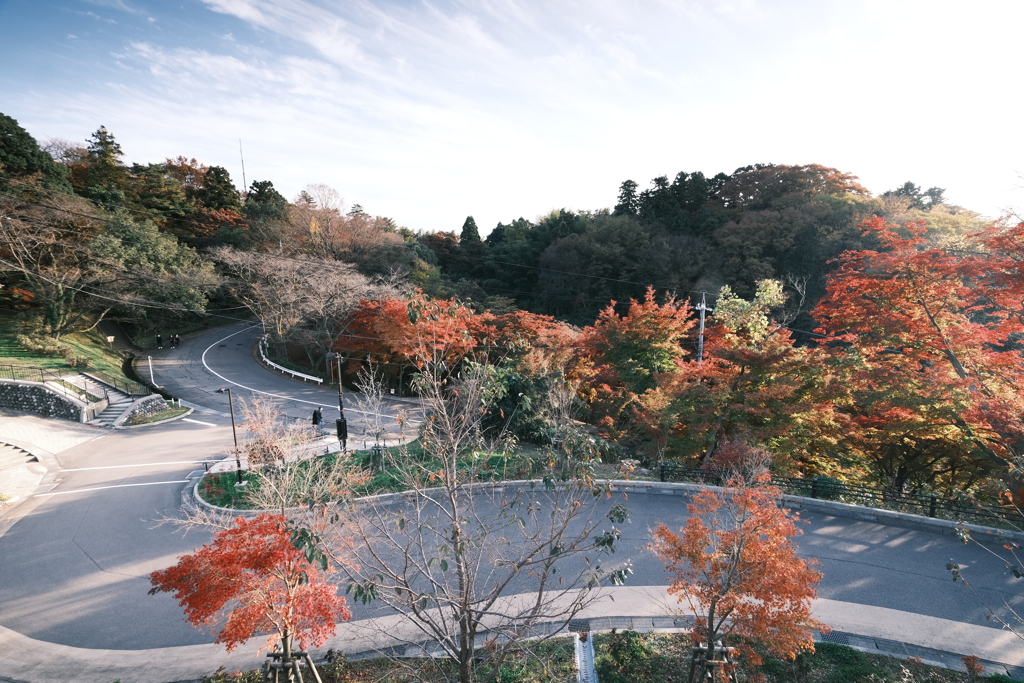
{"left": 0, "top": 321, "right": 1022, "bottom": 681}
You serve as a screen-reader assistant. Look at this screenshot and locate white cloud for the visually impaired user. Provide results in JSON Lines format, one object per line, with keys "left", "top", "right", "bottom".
{"left": 7, "top": 0, "right": 1024, "bottom": 230}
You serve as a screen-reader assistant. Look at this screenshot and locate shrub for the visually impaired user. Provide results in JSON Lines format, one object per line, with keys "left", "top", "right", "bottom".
{"left": 66, "top": 354, "right": 91, "bottom": 369}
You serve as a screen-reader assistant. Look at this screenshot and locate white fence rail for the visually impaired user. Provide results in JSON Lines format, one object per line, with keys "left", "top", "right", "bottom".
{"left": 258, "top": 336, "right": 324, "bottom": 385}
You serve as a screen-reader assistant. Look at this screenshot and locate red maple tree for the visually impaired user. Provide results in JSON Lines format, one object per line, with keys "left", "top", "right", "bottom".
{"left": 813, "top": 217, "right": 1024, "bottom": 491}
{"left": 651, "top": 473, "right": 824, "bottom": 674}
{"left": 149, "top": 514, "right": 351, "bottom": 655}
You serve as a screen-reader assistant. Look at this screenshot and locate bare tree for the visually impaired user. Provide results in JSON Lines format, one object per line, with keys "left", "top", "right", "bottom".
{"left": 211, "top": 247, "right": 399, "bottom": 372}
{"left": 308, "top": 361, "right": 631, "bottom": 683}
{"left": 354, "top": 362, "right": 389, "bottom": 448}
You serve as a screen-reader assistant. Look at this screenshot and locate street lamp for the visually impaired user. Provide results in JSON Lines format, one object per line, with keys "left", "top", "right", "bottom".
{"left": 325, "top": 352, "right": 348, "bottom": 451}
{"left": 216, "top": 387, "right": 244, "bottom": 485}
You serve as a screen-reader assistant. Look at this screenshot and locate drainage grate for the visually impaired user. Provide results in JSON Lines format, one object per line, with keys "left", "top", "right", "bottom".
{"left": 567, "top": 619, "right": 591, "bottom": 633}
{"left": 819, "top": 630, "right": 850, "bottom": 645}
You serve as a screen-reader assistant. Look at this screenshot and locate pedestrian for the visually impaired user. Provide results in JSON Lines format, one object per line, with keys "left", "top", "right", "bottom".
{"left": 312, "top": 407, "right": 323, "bottom": 428}
{"left": 174, "top": 334, "right": 180, "bottom": 348}
{"left": 156, "top": 334, "right": 163, "bottom": 349}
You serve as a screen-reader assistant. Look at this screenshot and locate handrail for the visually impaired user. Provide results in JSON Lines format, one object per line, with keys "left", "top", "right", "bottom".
{"left": 258, "top": 336, "right": 323, "bottom": 384}
{"left": 0, "top": 365, "right": 100, "bottom": 403}
{"left": 658, "top": 464, "right": 1024, "bottom": 528}
{"left": 84, "top": 371, "right": 149, "bottom": 396}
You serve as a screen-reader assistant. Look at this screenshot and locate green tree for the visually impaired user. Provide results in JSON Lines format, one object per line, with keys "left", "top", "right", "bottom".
{"left": 81, "top": 126, "right": 131, "bottom": 210}
{"left": 614, "top": 179, "right": 639, "bottom": 217}
{"left": 244, "top": 180, "right": 289, "bottom": 221}
{"left": 196, "top": 165, "right": 241, "bottom": 211}
{"left": 0, "top": 113, "right": 72, "bottom": 193}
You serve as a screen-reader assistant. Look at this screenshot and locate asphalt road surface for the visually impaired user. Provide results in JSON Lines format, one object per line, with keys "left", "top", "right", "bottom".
{"left": 0, "top": 322, "right": 1019, "bottom": 650}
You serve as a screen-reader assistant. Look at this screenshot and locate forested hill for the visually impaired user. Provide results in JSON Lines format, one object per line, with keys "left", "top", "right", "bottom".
{"left": 0, "top": 112, "right": 988, "bottom": 337}
{"left": 422, "top": 164, "right": 982, "bottom": 328}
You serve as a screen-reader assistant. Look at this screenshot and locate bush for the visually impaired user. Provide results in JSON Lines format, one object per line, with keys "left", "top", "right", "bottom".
{"left": 17, "top": 334, "right": 67, "bottom": 358}
{"left": 811, "top": 475, "right": 844, "bottom": 501}
{"left": 596, "top": 630, "right": 655, "bottom": 683}
{"left": 65, "top": 354, "right": 91, "bottom": 369}
{"left": 989, "top": 674, "right": 1024, "bottom": 682}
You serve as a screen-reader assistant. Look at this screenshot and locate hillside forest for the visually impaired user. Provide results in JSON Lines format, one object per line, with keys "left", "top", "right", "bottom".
{"left": 2, "top": 112, "right": 1023, "bottom": 502}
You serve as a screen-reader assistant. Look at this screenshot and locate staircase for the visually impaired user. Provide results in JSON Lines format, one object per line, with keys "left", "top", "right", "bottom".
{"left": 0, "top": 442, "right": 37, "bottom": 471}
{"left": 58, "top": 373, "right": 140, "bottom": 427}
{"left": 92, "top": 388, "right": 136, "bottom": 427}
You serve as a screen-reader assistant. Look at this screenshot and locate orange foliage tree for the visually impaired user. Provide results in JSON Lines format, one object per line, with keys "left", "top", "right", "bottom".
{"left": 651, "top": 474, "right": 824, "bottom": 677}
{"left": 813, "top": 217, "right": 1024, "bottom": 492}
{"left": 576, "top": 286, "right": 695, "bottom": 438}
{"left": 632, "top": 281, "right": 846, "bottom": 474}
{"left": 148, "top": 513, "right": 351, "bottom": 658}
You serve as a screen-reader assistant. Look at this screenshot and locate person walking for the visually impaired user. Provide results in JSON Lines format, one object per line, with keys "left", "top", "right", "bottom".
{"left": 312, "top": 407, "right": 323, "bottom": 429}
{"left": 156, "top": 334, "right": 163, "bottom": 349}
{"left": 174, "top": 334, "right": 180, "bottom": 348}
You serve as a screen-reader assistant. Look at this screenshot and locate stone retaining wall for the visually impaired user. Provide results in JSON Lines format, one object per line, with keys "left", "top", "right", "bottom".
{"left": 115, "top": 395, "right": 169, "bottom": 427}
{"left": 0, "top": 380, "right": 84, "bottom": 421}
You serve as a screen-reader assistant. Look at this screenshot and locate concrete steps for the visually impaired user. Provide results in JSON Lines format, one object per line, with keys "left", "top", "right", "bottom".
{"left": 0, "top": 442, "right": 37, "bottom": 471}
{"left": 92, "top": 393, "right": 135, "bottom": 427}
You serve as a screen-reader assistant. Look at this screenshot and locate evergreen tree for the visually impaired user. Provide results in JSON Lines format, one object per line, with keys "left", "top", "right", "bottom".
{"left": 460, "top": 215, "right": 482, "bottom": 244}
{"left": 614, "top": 179, "right": 639, "bottom": 217}
{"left": 83, "top": 125, "right": 130, "bottom": 209}
{"left": 244, "top": 180, "right": 289, "bottom": 221}
{"left": 0, "top": 113, "right": 72, "bottom": 193}
{"left": 197, "top": 165, "right": 241, "bottom": 211}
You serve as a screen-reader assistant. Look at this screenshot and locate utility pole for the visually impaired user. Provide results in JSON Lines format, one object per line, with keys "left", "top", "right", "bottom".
{"left": 239, "top": 139, "right": 247, "bottom": 192}
{"left": 217, "top": 387, "right": 245, "bottom": 485}
{"left": 326, "top": 352, "right": 347, "bottom": 451}
{"left": 695, "top": 292, "right": 709, "bottom": 363}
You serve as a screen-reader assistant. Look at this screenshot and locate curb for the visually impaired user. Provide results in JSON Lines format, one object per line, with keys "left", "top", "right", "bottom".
{"left": 115, "top": 407, "right": 194, "bottom": 430}
{"left": 190, "top": 475, "right": 1024, "bottom": 547}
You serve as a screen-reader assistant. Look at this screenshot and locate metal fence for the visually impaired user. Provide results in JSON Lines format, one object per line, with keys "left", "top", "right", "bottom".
{"left": 0, "top": 365, "right": 100, "bottom": 402}
{"left": 658, "top": 464, "right": 1024, "bottom": 529}
{"left": 84, "top": 371, "right": 149, "bottom": 396}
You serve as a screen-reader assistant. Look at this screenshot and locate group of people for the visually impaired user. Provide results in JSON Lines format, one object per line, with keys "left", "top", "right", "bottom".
{"left": 156, "top": 334, "right": 181, "bottom": 349}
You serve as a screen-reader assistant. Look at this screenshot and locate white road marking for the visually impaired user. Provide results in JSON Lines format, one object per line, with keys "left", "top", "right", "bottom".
{"left": 35, "top": 481, "right": 191, "bottom": 496}
{"left": 182, "top": 418, "right": 217, "bottom": 427}
{"left": 62, "top": 461, "right": 213, "bottom": 472}
{"left": 200, "top": 324, "right": 416, "bottom": 420}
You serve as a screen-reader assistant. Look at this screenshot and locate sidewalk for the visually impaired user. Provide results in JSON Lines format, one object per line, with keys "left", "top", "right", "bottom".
{"left": 0, "top": 409, "right": 103, "bottom": 503}
{"left": 0, "top": 587, "right": 1021, "bottom": 683}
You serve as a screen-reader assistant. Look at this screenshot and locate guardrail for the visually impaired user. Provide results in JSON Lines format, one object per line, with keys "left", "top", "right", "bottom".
{"left": 258, "top": 336, "right": 323, "bottom": 385}
{"left": 658, "top": 464, "right": 1024, "bottom": 529}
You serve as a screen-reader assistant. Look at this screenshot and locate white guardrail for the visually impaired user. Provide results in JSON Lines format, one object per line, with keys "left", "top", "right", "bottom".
{"left": 258, "top": 336, "right": 324, "bottom": 385}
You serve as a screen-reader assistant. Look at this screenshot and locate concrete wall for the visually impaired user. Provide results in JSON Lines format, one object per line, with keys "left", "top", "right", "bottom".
{"left": 114, "top": 395, "right": 169, "bottom": 427}
{"left": 0, "top": 380, "right": 85, "bottom": 422}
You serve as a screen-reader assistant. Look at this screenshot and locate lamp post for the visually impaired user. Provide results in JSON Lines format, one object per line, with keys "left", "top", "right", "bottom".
{"left": 216, "top": 387, "right": 244, "bottom": 485}
{"left": 325, "top": 352, "right": 347, "bottom": 451}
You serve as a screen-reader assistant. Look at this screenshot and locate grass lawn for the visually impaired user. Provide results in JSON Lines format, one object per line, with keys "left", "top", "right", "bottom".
{"left": 0, "top": 311, "right": 127, "bottom": 376}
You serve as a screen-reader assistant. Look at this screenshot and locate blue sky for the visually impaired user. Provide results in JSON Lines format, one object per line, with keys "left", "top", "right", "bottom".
{"left": 2, "top": 0, "right": 1022, "bottom": 233}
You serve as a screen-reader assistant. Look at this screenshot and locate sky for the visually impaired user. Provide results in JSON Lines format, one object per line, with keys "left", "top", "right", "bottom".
{"left": 1, "top": 0, "right": 1022, "bottom": 234}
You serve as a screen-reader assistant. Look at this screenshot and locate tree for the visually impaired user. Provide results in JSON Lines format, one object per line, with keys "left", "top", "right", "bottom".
{"left": 614, "top": 179, "right": 639, "bottom": 217}
{"left": 324, "top": 360, "right": 631, "bottom": 683}
{"left": 244, "top": 180, "right": 289, "bottom": 222}
{"left": 651, "top": 465, "right": 824, "bottom": 679}
{"left": 212, "top": 247, "right": 393, "bottom": 373}
{"left": 77, "top": 125, "right": 131, "bottom": 210}
{"left": 812, "top": 217, "right": 1024, "bottom": 491}
{"left": 632, "top": 280, "right": 844, "bottom": 474}
{"left": 197, "top": 165, "right": 241, "bottom": 211}
{"left": 148, "top": 513, "right": 351, "bottom": 661}
{"left": 0, "top": 113, "right": 72, "bottom": 193}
